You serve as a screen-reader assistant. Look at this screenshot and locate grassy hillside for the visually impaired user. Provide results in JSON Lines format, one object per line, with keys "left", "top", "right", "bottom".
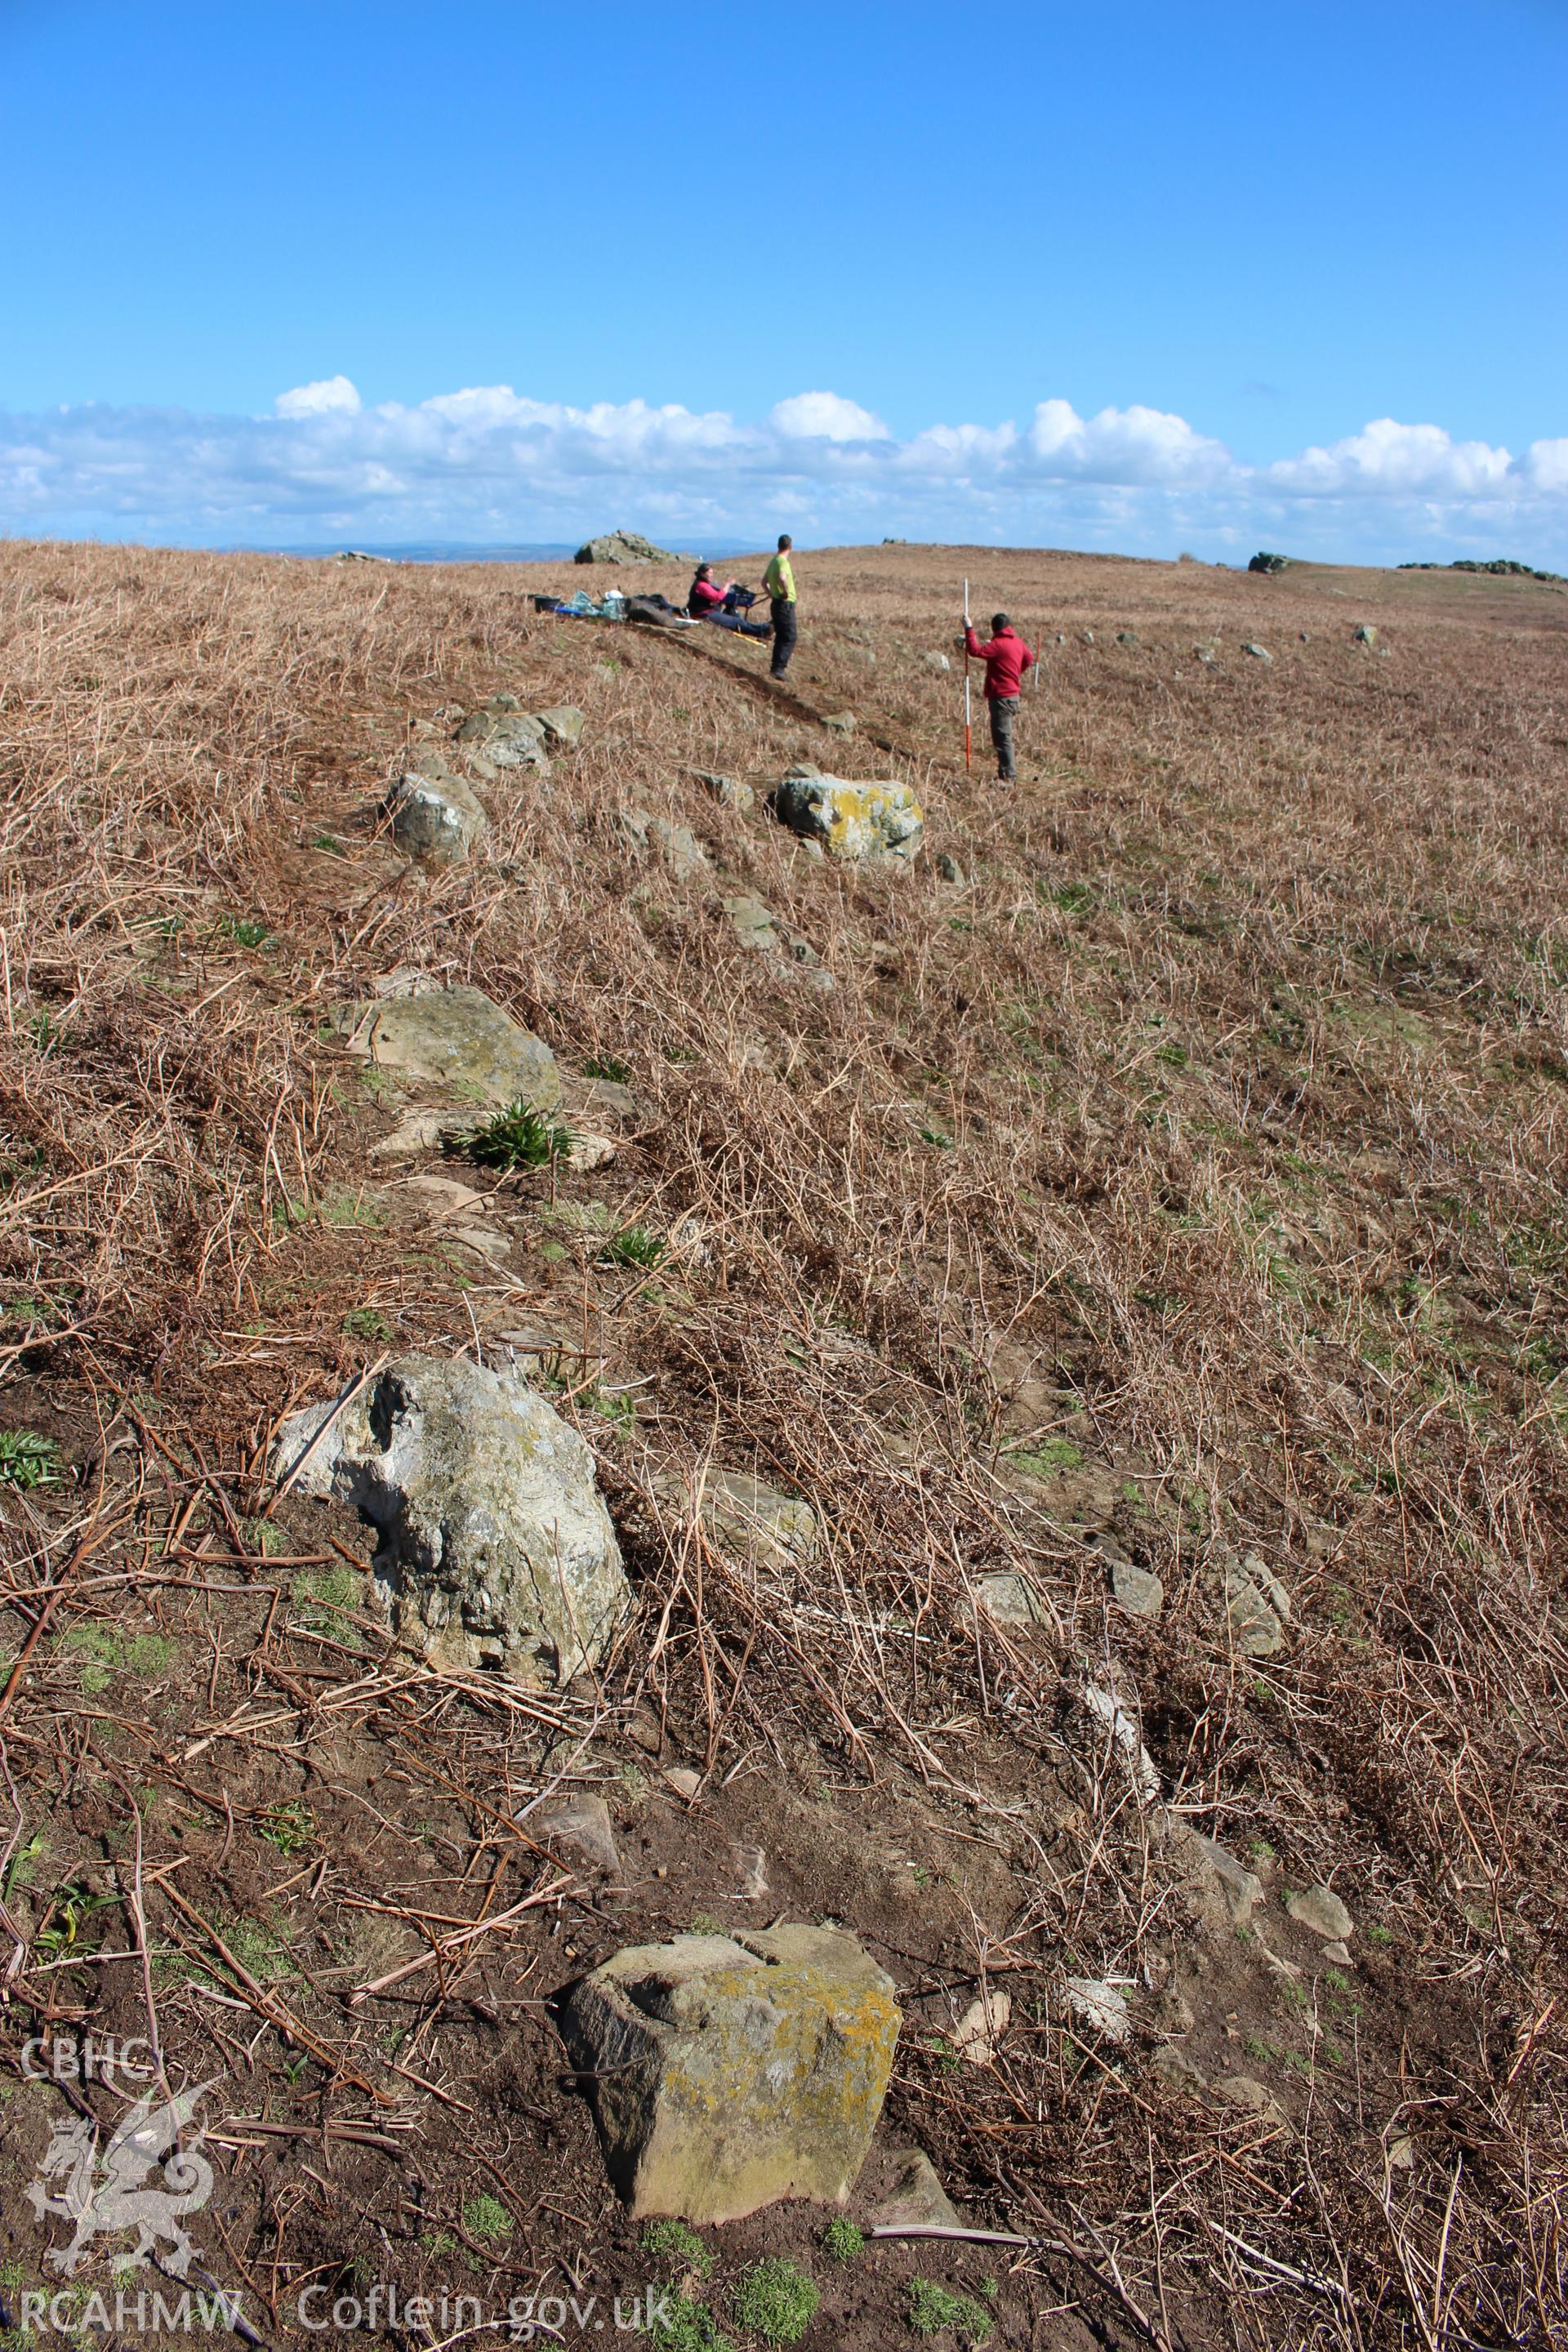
{"left": 0, "top": 538, "right": 1564, "bottom": 2349}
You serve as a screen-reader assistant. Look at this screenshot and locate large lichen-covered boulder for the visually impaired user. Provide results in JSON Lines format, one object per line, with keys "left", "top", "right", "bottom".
{"left": 385, "top": 761, "right": 488, "bottom": 865}
{"left": 329, "top": 985, "right": 561, "bottom": 1108}
{"left": 558, "top": 1925, "right": 898, "bottom": 2222}
{"left": 273, "top": 1356, "right": 629, "bottom": 1684}
{"left": 574, "top": 530, "right": 677, "bottom": 565}
{"left": 772, "top": 765, "right": 923, "bottom": 862}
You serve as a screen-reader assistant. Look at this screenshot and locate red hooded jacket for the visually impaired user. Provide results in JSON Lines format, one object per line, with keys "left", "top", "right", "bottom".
{"left": 964, "top": 623, "right": 1035, "bottom": 699}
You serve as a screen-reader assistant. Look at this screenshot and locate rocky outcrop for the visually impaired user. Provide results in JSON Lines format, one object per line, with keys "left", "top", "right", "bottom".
{"left": 771, "top": 765, "right": 923, "bottom": 862}
{"left": 557, "top": 1925, "right": 899, "bottom": 2222}
{"left": 575, "top": 531, "right": 677, "bottom": 566}
{"left": 274, "top": 1356, "right": 628, "bottom": 1685}
{"left": 330, "top": 985, "right": 562, "bottom": 1108}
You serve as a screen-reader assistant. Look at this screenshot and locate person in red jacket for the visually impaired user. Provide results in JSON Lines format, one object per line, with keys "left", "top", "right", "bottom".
{"left": 961, "top": 612, "right": 1036, "bottom": 783}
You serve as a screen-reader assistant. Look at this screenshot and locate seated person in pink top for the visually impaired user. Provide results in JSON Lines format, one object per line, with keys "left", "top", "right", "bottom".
{"left": 688, "top": 562, "right": 757, "bottom": 620}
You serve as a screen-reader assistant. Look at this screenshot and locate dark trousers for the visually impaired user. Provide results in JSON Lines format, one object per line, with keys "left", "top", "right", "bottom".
{"left": 769, "top": 597, "right": 798, "bottom": 676}
{"left": 988, "top": 693, "right": 1019, "bottom": 780}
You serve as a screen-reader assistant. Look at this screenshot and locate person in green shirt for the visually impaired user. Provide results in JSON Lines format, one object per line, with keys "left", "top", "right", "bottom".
{"left": 764, "top": 533, "right": 797, "bottom": 678}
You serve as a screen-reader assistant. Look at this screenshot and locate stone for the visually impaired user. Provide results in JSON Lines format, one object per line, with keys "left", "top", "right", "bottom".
{"left": 1214, "top": 2074, "right": 1287, "bottom": 2128}
{"left": 822, "top": 711, "right": 856, "bottom": 736}
{"left": 924, "top": 653, "right": 951, "bottom": 674}
{"left": 951, "top": 1990, "right": 1010, "bottom": 2065}
{"left": 455, "top": 706, "right": 549, "bottom": 768}
{"left": 1151, "top": 2045, "right": 1207, "bottom": 2094}
{"left": 567, "top": 1132, "right": 617, "bottom": 1171}
{"left": 273, "top": 1355, "right": 628, "bottom": 1686}
{"left": 1321, "top": 1941, "right": 1352, "bottom": 1967}
{"left": 1354, "top": 625, "right": 1379, "bottom": 648}
{"left": 1081, "top": 630, "right": 1094, "bottom": 645}
{"left": 532, "top": 1794, "right": 620, "bottom": 1874}
{"left": 1080, "top": 1683, "right": 1160, "bottom": 1803}
{"left": 370, "top": 1109, "right": 450, "bottom": 1160}
{"left": 330, "top": 986, "right": 562, "bottom": 1110}
{"left": 574, "top": 530, "right": 677, "bottom": 566}
{"left": 976, "top": 1571, "right": 1042, "bottom": 1627}
{"left": 449, "top": 1222, "right": 510, "bottom": 1259}
{"left": 1067, "top": 1979, "right": 1131, "bottom": 2044}
{"left": 771, "top": 766, "right": 924, "bottom": 863}
{"left": 1191, "top": 1834, "right": 1263, "bottom": 1931}
{"left": 868, "top": 2149, "right": 961, "bottom": 2230}
{"left": 1286, "top": 1885, "right": 1353, "bottom": 1942}
{"left": 395, "top": 1174, "right": 484, "bottom": 1218}
{"left": 533, "top": 705, "right": 584, "bottom": 750}
{"left": 724, "top": 894, "right": 780, "bottom": 951}
{"left": 385, "top": 764, "right": 488, "bottom": 865}
{"left": 695, "top": 770, "right": 755, "bottom": 814}
{"left": 1241, "top": 642, "right": 1274, "bottom": 663}
{"left": 730, "top": 1842, "right": 770, "bottom": 1900}
{"left": 556, "top": 1925, "right": 900, "bottom": 2222}
{"left": 720, "top": 895, "right": 824, "bottom": 975}
{"left": 1109, "top": 1557, "right": 1165, "bottom": 1619}
{"left": 934, "top": 853, "right": 965, "bottom": 885}
{"left": 1151, "top": 1987, "right": 1196, "bottom": 2036}
{"left": 692, "top": 1468, "right": 818, "bottom": 1569}
{"left": 662, "top": 1767, "right": 703, "bottom": 1803}
{"left": 1224, "top": 1557, "right": 1289, "bottom": 1657}
{"left": 1116, "top": 630, "right": 1140, "bottom": 648}
{"left": 615, "top": 807, "right": 708, "bottom": 880}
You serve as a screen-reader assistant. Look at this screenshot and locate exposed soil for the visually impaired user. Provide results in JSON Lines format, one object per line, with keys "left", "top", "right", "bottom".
{"left": 0, "top": 539, "right": 1564, "bottom": 2350}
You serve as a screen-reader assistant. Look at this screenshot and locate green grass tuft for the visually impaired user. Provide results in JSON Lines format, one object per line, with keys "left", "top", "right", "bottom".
{"left": 462, "top": 2192, "right": 513, "bottom": 2244}
{"left": 641, "top": 2221, "right": 714, "bottom": 2279}
{"left": 216, "top": 914, "right": 272, "bottom": 948}
{"left": 0, "top": 1430, "right": 64, "bottom": 1490}
{"left": 730, "top": 2260, "right": 820, "bottom": 2347}
{"left": 907, "top": 2277, "right": 993, "bottom": 2341}
{"left": 599, "top": 1224, "right": 666, "bottom": 1271}
{"left": 452, "top": 1100, "right": 572, "bottom": 1170}
{"left": 822, "top": 2217, "right": 864, "bottom": 2264}
{"left": 648, "top": 2287, "right": 735, "bottom": 2352}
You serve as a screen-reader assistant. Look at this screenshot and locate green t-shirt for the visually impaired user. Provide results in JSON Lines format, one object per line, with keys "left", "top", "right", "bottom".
{"left": 764, "top": 553, "right": 795, "bottom": 603}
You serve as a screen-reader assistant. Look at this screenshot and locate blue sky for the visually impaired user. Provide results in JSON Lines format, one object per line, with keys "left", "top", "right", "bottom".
{"left": 2, "top": 0, "right": 1566, "bottom": 561}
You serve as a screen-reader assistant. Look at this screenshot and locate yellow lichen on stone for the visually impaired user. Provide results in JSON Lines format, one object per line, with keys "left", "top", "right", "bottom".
{"left": 559, "top": 1925, "right": 901, "bottom": 2222}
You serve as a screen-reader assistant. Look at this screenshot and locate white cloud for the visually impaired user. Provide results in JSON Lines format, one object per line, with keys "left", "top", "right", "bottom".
{"left": 1267, "top": 417, "right": 1514, "bottom": 497}
{"left": 1, "top": 384, "right": 1564, "bottom": 566}
{"left": 769, "top": 392, "right": 889, "bottom": 442}
{"left": 274, "top": 374, "right": 362, "bottom": 418}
